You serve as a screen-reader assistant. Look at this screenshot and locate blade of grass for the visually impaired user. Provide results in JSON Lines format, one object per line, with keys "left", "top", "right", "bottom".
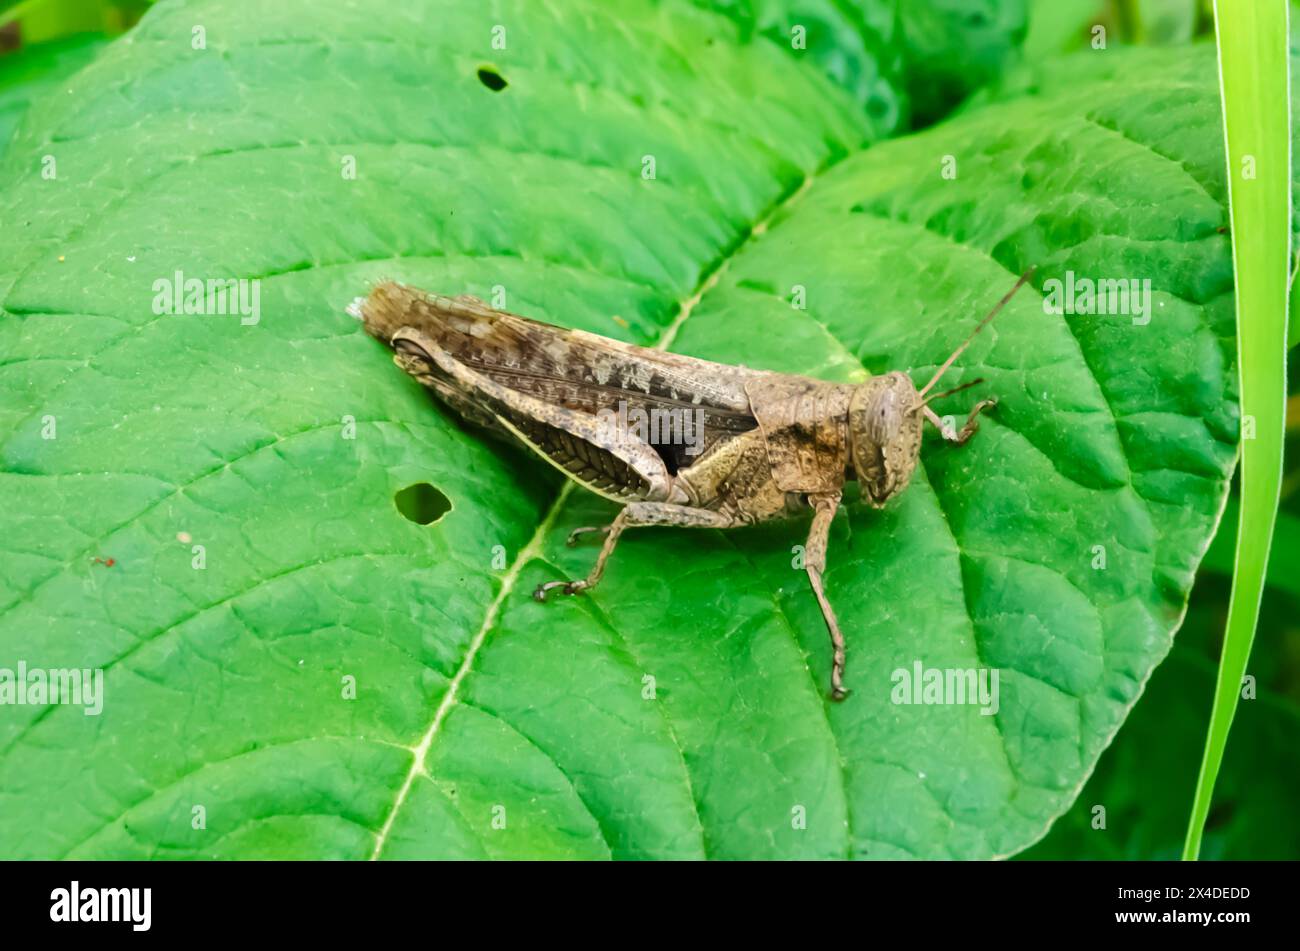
{"left": 1185, "top": 0, "right": 1292, "bottom": 860}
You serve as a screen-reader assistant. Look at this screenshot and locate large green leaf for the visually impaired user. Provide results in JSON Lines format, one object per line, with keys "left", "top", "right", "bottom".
{"left": 0, "top": 1, "right": 1238, "bottom": 859}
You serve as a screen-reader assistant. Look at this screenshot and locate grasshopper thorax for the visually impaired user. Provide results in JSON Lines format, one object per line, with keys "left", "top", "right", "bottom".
{"left": 848, "top": 371, "right": 924, "bottom": 507}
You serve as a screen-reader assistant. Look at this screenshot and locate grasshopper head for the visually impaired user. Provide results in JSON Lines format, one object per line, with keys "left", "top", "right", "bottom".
{"left": 848, "top": 372, "right": 924, "bottom": 507}
{"left": 848, "top": 269, "right": 1036, "bottom": 506}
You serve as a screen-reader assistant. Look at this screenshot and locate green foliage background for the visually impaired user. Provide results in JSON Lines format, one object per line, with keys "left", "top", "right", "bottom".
{"left": 0, "top": 0, "right": 1293, "bottom": 860}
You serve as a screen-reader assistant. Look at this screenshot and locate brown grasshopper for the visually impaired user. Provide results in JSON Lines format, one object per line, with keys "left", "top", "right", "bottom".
{"left": 353, "top": 272, "right": 1032, "bottom": 700}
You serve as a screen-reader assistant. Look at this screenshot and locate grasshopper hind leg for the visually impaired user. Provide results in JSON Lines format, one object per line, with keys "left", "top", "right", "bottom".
{"left": 805, "top": 492, "right": 849, "bottom": 701}
{"left": 533, "top": 502, "right": 733, "bottom": 601}
{"left": 536, "top": 496, "right": 852, "bottom": 703}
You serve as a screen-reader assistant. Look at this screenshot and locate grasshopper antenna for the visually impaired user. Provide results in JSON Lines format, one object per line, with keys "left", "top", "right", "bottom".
{"left": 917, "top": 377, "right": 985, "bottom": 409}
{"left": 917, "top": 267, "right": 1036, "bottom": 399}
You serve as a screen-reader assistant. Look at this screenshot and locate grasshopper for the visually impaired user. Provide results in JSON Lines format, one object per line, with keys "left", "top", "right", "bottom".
{"left": 354, "top": 272, "right": 1032, "bottom": 699}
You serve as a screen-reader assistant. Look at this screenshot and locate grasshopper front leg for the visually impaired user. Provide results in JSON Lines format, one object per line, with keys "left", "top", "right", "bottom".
{"left": 923, "top": 399, "right": 996, "bottom": 446}
{"left": 804, "top": 491, "right": 848, "bottom": 701}
{"left": 534, "top": 502, "right": 734, "bottom": 601}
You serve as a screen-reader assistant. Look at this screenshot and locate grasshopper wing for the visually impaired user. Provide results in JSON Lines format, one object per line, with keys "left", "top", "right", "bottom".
{"left": 386, "top": 325, "right": 675, "bottom": 503}
{"left": 358, "top": 282, "right": 761, "bottom": 471}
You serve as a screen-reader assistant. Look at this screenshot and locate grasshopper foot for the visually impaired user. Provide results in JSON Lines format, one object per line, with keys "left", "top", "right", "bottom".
{"left": 565, "top": 525, "right": 610, "bottom": 547}
{"left": 952, "top": 398, "right": 997, "bottom": 446}
{"left": 532, "top": 579, "right": 590, "bottom": 602}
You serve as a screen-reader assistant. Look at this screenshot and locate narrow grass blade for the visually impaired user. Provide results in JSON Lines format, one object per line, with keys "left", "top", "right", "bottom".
{"left": 1185, "top": 0, "right": 1292, "bottom": 860}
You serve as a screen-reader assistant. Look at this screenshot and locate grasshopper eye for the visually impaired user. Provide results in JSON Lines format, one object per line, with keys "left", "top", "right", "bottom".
{"left": 866, "top": 388, "right": 902, "bottom": 445}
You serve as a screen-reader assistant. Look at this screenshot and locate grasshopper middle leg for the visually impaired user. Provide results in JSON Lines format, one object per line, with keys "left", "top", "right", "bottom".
{"left": 534, "top": 502, "right": 733, "bottom": 601}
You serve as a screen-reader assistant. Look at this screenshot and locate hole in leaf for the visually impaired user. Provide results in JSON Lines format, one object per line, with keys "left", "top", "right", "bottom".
{"left": 477, "top": 67, "right": 507, "bottom": 91}
{"left": 394, "top": 482, "right": 451, "bottom": 525}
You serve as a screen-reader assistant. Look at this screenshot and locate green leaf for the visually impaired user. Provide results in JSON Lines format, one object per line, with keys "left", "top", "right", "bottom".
{"left": 888, "top": 0, "right": 1029, "bottom": 125}
{"left": 686, "top": 0, "right": 1029, "bottom": 129}
{"left": 0, "top": 2, "right": 1242, "bottom": 859}
{"left": 683, "top": 0, "right": 906, "bottom": 128}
